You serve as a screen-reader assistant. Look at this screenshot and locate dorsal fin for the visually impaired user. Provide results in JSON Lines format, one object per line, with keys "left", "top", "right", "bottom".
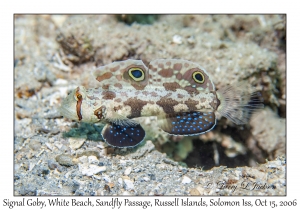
{"left": 93, "top": 60, "right": 149, "bottom": 91}
{"left": 148, "top": 59, "right": 215, "bottom": 94}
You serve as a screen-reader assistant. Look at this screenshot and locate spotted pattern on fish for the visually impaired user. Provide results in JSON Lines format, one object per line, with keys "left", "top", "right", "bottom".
{"left": 60, "top": 59, "right": 263, "bottom": 147}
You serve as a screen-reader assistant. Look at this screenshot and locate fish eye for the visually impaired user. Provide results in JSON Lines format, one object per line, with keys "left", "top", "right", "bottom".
{"left": 74, "top": 86, "right": 86, "bottom": 101}
{"left": 74, "top": 92, "right": 83, "bottom": 101}
{"left": 192, "top": 72, "right": 205, "bottom": 83}
{"left": 128, "top": 68, "right": 145, "bottom": 81}
{"left": 76, "top": 93, "right": 82, "bottom": 100}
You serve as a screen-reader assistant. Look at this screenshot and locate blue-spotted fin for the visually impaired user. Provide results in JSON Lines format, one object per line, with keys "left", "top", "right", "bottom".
{"left": 59, "top": 59, "right": 263, "bottom": 147}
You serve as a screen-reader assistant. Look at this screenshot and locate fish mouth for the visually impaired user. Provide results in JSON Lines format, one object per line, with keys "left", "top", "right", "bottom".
{"left": 59, "top": 94, "right": 79, "bottom": 121}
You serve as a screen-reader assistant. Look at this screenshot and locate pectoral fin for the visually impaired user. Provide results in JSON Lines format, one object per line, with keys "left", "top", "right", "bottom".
{"left": 101, "top": 123, "right": 145, "bottom": 147}
{"left": 157, "top": 111, "right": 216, "bottom": 135}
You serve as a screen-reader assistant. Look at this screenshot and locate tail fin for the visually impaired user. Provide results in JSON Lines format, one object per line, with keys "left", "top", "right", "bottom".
{"left": 216, "top": 82, "right": 264, "bottom": 125}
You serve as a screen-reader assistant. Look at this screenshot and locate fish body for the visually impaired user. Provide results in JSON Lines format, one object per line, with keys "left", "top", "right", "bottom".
{"left": 60, "top": 59, "right": 262, "bottom": 147}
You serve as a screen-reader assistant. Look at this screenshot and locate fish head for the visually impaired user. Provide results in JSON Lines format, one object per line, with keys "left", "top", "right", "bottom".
{"left": 59, "top": 86, "right": 104, "bottom": 123}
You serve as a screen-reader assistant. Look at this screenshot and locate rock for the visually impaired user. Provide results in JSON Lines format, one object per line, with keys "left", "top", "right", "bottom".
{"left": 64, "top": 171, "right": 72, "bottom": 179}
{"left": 267, "top": 160, "right": 282, "bottom": 168}
{"left": 122, "top": 191, "right": 132, "bottom": 195}
{"left": 96, "top": 142, "right": 107, "bottom": 149}
{"left": 119, "top": 160, "right": 127, "bottom": 165}
{"left": 96, "top": 189, "right": 105, "bottom": 196}
{"left": 123, "top": 179, "right": 135, "bottom": 190}
{"left": 163, "top": 158, "right": 178, "bottom": 166}
{"left": 45, "top": 143, "right": 53, "bottom": 151}
{"left": 80, "top": 164, "right": 106, "bottom": 176}
{"left": 48, "top": 160, "right": 59, "bottom": 170}
{"left": 108, "top": 183, "right": 115, "bottom": 188}
{"left": 53, "top": 78, "right": 68, "bottom": 85}
{"left": 143, "top": 177, "right": 150, "bottom": 182}
{"left": 149, "top": 174, "right": 156, "bottom": 180}
{"left": 77, "top": 150, "right": 100, "bottom": 159}
{"left": 93, "top": 175, "right": 102, "bottom": 180}
{"left": 88, "top": 156, "right": 99, "bottom": 165}
{"left": 78, "top": 156, "right": 88, "bottom": 164}
{"left": 69, "top": 138, "right": 85, "bottom": 150}
{"left": 182, "top": 175, "right": 192, "bottom": 184}
{"left": 190, "top": 188, "right": 200, "bottom": 195}
{"left": 250, "top": 108, "right": 286, "bottom": 160}
{"left": 124, "top": 167, "right": 132, "bottom": 175}
{"left": 118, "top": 178, "right": 123, "bottom": 185}
{"left": 55, "top": 154, "right": 76, "bottom": 166}
{"left": 187, "top": 36, "right": 195, "bottom": 45}
{"left": 54, "top": 142, "right": 64, "bottom": 150}
{"left": 19, "top": 184, "right": 37, "bottom": 196}
{"left": 134, "top": 168, "right": 141, "bottom": 173}
{"left": 28, "top": 139, "right": 41, "bottom": 151}
{"left": 196, "top": 185, "right": 206, "bottom": 195}
{"left": 51, "top": 15, "right": 68, "bottom": 27}
{"left": 172, "top": 34, "right": 182, "bottom": 44}
{"left": 156, "top": 163, "right": 171, "bottom": 170}
{"left": 102, "top": 175, "right": 111, "bottom": 182}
